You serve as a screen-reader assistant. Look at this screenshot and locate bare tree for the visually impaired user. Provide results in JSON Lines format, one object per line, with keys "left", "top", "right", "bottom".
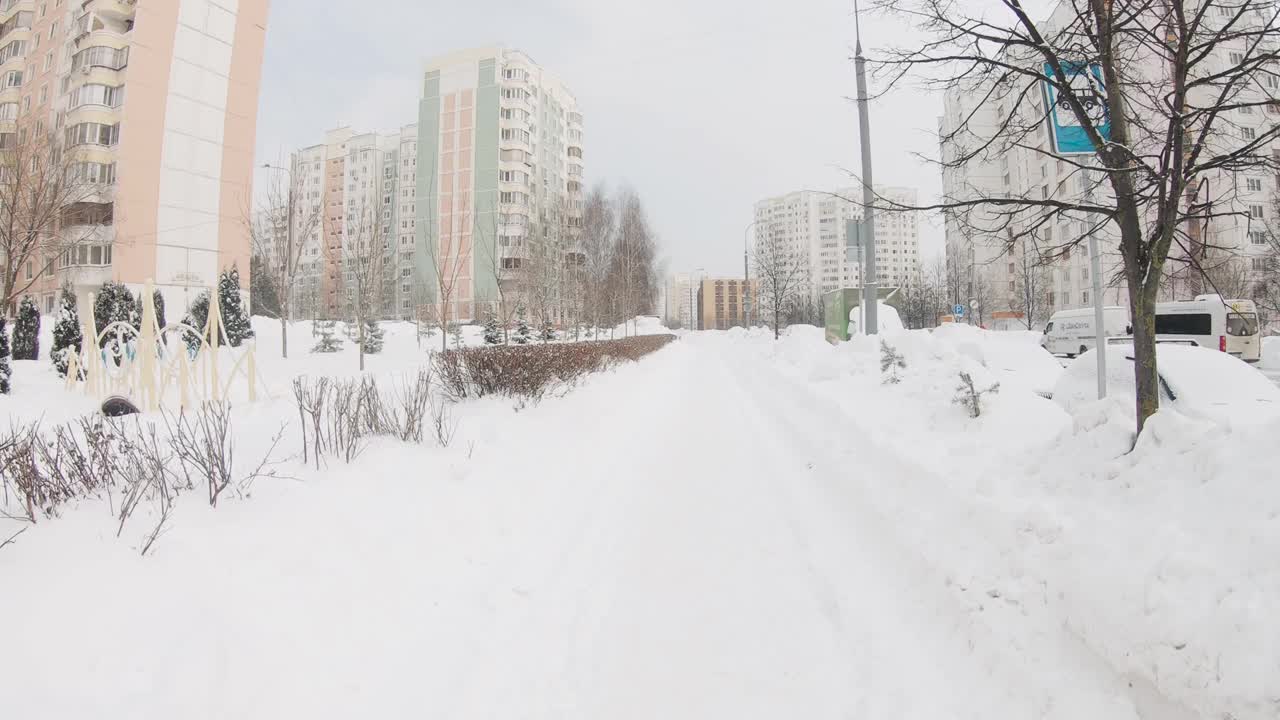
{"left": 754, "top": 223, "right": 805, "bottom": 339}
{"left": 342, "top": 202, "right": 390, "bottom": 371}
{"left": 579, "top": 184, "right": 616, "bottom": 337}
{"left": 611, "top": 187, "right": 658, "bottom": 336}
{"left": 249, "top": 161, "right": 323, "bottom": 358}
{"left": 875, "top": 0, "right": 1280, "bottom": 433}
{"left": 1013, "top": 237, "right": 1055, "bottom": 330}
{"left": 422, "top": 174, "right": 468, "bottom": 352}
{"left": 475, "top": 199, "right": 518, "bottom": 344}
{"left": 0, "top": 120, "right": 101, "bottom": 314}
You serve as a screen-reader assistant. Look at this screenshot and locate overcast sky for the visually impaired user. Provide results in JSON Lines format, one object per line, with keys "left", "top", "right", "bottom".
{"left": 253, "top": 0, "right": 946, "bottom": 277}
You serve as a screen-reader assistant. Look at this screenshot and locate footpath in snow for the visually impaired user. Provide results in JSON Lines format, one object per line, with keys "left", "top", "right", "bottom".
{"left": 1, "top": 324, "right": 1277, "bottom": 719}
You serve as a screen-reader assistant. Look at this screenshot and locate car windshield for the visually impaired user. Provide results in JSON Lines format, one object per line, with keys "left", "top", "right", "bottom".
{"left": 1226, "top": 312, "right": 1259, "bottom": 337}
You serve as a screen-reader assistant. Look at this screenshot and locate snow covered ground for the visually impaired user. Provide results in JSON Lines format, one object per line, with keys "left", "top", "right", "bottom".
{"left": 1, "top": 320, "right": 1277, "bottom": 719}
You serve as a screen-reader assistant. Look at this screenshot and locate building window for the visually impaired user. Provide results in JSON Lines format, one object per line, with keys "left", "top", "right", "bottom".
{"left": 1251, "top": 204, "right": 1265, "bottom": 219}
{"left": 1081, "top": 290, "right": 1089, "bottom": 304}
{"left": 1247, "top": 177, "right": 1263, "bottom": 192}
{"left": 1253, "top": 257, "right": 1267, "bottom": 271}
{"left": 1241, "top": 126, "right": 1257, "bottom": 140}
{"left": 1250, "top": 230, "right": 1267, "bottom": 245}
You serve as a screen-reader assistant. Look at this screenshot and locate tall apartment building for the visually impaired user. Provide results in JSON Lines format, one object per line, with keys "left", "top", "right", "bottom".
{"left": 9, "top": 0, "right": 269, "bottom": 315}
{"left": 752, "top": 187, "right": 920, "bottom": 303}
{"left": 283, "top": 125, "right": 418, "bottom": 320}
{"left": 939, "top": 3, "right": 1279, "bottom": 322}
{"left": 415, "top": 47, "right": 584, "bottom": 323}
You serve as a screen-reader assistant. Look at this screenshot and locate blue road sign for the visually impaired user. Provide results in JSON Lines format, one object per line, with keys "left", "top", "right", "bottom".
{"left": 954, "top": 304, "right": 965, "bottom": 317}
{"left": 1042, "top": 61, "right": 1111, "bottom": 155}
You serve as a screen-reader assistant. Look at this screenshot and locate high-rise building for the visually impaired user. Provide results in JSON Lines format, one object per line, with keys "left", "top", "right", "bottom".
{"left": 939, "top": 3, "right": 1279, "bottom": 324}
{"left": 751, "top": 186, "right": 921, "bottom": 304}
{"left": 284, "top": 125, "right": 418, "bottom": 320}
{"left": 14, "top": 0, "right": 270, "bottom": 314}
{"left": 415, "top": 47, "right": 584, "bottom": 323}
{"left": 665, "top": 271, "right": 703, "bottom": 330}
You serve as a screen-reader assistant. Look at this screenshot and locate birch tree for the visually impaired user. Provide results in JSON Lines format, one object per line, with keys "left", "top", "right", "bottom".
{"left": 250, "top": 161, "right": 323, "bottom": 358}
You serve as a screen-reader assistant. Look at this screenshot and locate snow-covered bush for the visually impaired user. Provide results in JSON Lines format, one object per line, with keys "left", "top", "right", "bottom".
{"left": 11, "top": 297, "right": 40, "bottom": 361}
{"left": 51, "top": 289, "right": 83, "bottom": 378}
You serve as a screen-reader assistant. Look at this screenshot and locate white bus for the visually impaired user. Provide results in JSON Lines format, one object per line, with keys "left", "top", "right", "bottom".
{"left": 1041, "top": 306, "right": 1131, "bottom": 357}
{"left": 1154, "top": 295, "right": 1262, "bottom": 363}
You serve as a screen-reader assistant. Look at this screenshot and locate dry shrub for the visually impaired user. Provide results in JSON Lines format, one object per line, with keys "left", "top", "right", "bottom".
{"left": 0, "top": 404, "right": 284, "bottom": 555}
{"left": 291, "top": 368, "right": 441, "bottom": 467}
{"left": 433, "top": 335, "right": 675, "bottom": 402}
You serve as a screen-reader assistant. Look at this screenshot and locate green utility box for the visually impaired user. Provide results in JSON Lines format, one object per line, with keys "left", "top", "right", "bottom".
{"left": 823, "top": 287, "right": 902, "bottom": 344}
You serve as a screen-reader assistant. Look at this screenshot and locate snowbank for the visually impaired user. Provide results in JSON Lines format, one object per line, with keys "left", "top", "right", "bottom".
{"left": 732, "top": 327, "right": 1280, "bottom": 719}
{"left": 1055, "top": 344, "right": 1280, "bottom": 426}
{"left": 1263, "top": 335, "right": 1280, "bottom": 370}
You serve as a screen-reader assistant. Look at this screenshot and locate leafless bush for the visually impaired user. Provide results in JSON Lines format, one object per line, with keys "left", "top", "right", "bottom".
{"left": 432, "top": 335, "right": 675, "bottom": 402}
{"left": 431, "top": 402, "right": 457, "bottom": 448}
{"left": 290, "top": 369, "right": 443, "bottom": 466}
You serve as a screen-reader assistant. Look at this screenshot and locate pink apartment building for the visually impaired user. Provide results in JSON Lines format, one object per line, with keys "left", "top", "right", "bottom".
{"left": 6, "top": 0, "right": 269, "bottom": 316}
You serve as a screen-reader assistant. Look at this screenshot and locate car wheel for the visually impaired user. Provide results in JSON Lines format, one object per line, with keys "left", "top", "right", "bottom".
{"left": 1080, "top": 345, "right": 1088, "bottom": 356}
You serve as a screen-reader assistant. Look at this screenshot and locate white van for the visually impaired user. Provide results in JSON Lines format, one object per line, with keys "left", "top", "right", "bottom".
{"left": 1041, "top": 306, "right": 1131, "bottom": 357}
{"left": 1154, "top": 295, "right": 1262, "bottom": 363}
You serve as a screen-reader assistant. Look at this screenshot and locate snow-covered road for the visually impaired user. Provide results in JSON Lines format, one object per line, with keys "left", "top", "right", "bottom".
{"left": 0, "top": 334, "right": 1177, "bottom": 718}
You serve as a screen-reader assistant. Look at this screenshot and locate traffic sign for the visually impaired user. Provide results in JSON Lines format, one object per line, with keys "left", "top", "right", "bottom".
{"left": 954, "top": 304, "right": 965, "bottom": 317}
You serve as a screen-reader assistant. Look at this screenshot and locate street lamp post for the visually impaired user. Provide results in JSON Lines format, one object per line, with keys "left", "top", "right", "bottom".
{"left": 743, "top": 220, "right": 759, "bottom": 328}
{"left": 854, "top": 0, "right": 879, "bottom": 335}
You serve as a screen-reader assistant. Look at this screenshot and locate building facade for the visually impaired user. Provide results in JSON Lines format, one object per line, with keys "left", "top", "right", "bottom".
{"left": 665, "top": 271, "right": 704, "bottom": 329}
{"left": 939, "top": 3, "right": 1279, "bottom": 324}
{"left": 695, "top": 277, "right": 758, "bottom": 330}
{"left": 751, "top": 186, "right": 921, "bottom": 306}
{"left": 10, "top": 0, "right": 269, "bottom": 315}
{"left": 415, "top": 47, "right": 584, "bottom": 324}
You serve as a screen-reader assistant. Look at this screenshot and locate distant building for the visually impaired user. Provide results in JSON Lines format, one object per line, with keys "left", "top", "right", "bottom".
{"left": 696, "top": 277, "right": 759, "bottom": 330}
{"left": 665, "top": 271, "right": 703, "bottom": 329}
{"left": 752, "top": 187, "right": 921, "bottom": 305}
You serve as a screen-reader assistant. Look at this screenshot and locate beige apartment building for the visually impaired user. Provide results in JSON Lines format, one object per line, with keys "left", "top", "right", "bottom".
{"left": 6, "top": 0, "right": 269, "bottom": 315}
{"left": 696, "top": 277, "right": 758, "bottom": 330}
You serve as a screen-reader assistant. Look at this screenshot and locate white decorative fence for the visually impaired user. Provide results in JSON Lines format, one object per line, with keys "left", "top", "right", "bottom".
{"left": 64, "top": 280, "right": 262, "bottom": 412}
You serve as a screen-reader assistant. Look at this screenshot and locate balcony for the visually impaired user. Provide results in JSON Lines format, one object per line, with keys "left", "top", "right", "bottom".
{"left": 567, "top": 145, "right": 583, "bottom": 159}
{"left": 86, "top": 0, "right": 137, "bottom": 24}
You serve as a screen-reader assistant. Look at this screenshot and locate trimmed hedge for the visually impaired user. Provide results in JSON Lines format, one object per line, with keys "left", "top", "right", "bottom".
{"left": 434, "top": 334, "right": 675, "bottom": 401}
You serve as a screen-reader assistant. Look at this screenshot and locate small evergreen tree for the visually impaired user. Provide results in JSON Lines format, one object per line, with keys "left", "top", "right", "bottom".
{"left": 362, "top": 318, "right": 384, "bottom": 354}
{"left": 11, "top": 297, "right": 40, "bottom": 360}
{"left": 513, "top": 308, "right": 533, "bottom": 345}
{"left": 448, "top": 322, "right": 464, "bottom": 349}
{"left": 311, "top": 319, "right": 343, "bottom": 353}
{"left": 879, "top": 339, "right": 906, "bottom": 385}
{"left": 483, "top": 313, "right": 503, "bottom": 345}
{"left": 151, "top": 289, "right": 167, "bottom": 331}
{"left": 181, "top": 291, "right": 212, "bottom": 355}
{"left": 94, "top": 282, "right": 138, "bottom": 347}
{"left": 540, "top": 320, "right": 557, "bottom": 343}
{"left": 51, "top": 289, "right": 83, "bottom": 377}
{"left": 953, "top": 371, "right": 999, "bottom": 419}
{"left": 218, "top": 265, "right": 253, "bottom": 347}
{"left": 0, "top": 317, "right": 11, "bottom": 394}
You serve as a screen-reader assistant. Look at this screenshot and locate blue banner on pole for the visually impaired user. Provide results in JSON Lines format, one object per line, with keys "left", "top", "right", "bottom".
{"left": 1042, "top": 62, "right": 1110, "bottom": 155}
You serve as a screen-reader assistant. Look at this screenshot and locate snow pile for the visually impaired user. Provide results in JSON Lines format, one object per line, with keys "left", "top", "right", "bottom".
{"left": 1263, "top": 335, "right": 1280, "bottom": 370}
{"left": 1055, "top": 344, "right": 1280, "bottom": 426}
{"left": 745, "top": 327, "right": 1280, "bottom": 719}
